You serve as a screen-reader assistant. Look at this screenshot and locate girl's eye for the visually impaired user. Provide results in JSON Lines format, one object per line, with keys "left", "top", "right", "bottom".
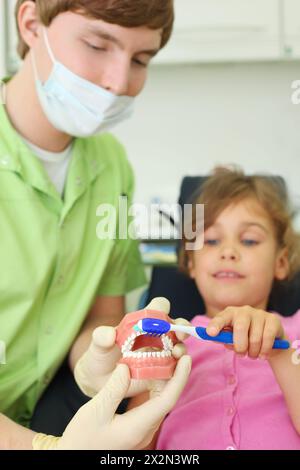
{"left": 204, "top": 239, "right": 219, "bottom": 246}
{"left": 242, "top": 239, "right": 259, "bottom": 246}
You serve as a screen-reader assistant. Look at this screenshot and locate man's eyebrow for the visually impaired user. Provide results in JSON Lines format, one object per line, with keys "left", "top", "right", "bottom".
{"left": 86, "top": 26, "right": 160, "bottom": 56}
{"left": 137, "top": 48, "right": 160, "bottom": 58}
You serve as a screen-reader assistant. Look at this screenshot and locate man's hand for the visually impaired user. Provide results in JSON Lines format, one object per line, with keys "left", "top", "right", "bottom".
{"left": 206, "top": 306, "right": 288, "bottom": 360}
{"left": 74, "top": 297, "right": 189, "bottom": 398}
{"left": 57, "top": 356, "right": 191, "bottom": 450}
{"left": 33, "top": 355, "right": 191, "bottom": 450}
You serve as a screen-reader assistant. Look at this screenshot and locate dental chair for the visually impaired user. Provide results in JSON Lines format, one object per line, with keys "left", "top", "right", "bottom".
{"left": 143, "top": 175, "right": 300, "bottom": 319}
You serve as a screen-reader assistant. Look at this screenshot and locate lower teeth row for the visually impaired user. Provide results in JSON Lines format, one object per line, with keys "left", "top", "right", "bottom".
{"left": 123, "top": 351, "right": 172, "bottom": 358}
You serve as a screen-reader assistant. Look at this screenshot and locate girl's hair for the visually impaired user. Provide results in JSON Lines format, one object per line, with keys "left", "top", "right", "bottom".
{"left": 179, "top": 166, "right": 300, "bottom": 280}
{"left": 15, "top": 0, "right": 174, "bottom": 59}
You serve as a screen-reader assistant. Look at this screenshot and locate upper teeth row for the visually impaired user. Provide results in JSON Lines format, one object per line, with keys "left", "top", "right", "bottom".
{"left": 123, "top": 351, "right": 172, "bottom": 358}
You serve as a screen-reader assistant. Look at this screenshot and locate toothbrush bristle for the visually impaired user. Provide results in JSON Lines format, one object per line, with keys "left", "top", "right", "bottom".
{"left": 133, "top": 324, "right": 143, "bottom": 333}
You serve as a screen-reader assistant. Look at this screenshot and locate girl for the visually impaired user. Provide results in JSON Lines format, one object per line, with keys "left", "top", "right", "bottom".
{"left": 156, "top": 167, "right": 300, "bottom": 450}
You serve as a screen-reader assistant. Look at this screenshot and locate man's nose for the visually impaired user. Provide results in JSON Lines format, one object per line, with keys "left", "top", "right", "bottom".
{"left": 101, "top": 61, "right": 130, "bottom": 96}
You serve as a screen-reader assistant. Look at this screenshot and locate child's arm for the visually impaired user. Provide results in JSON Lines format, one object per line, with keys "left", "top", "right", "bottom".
{"left": 206, "top": 306, "right": 300, "bottom": 435}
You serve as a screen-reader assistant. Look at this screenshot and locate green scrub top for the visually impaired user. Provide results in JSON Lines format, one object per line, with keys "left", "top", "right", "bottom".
{"left": 0, "top": 97, "right": 147, "bottom": 427}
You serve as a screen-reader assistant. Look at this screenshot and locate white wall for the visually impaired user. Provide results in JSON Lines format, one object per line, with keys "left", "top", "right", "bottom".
{"left": 114, "top": 62, "right": 300, "bottom": 222}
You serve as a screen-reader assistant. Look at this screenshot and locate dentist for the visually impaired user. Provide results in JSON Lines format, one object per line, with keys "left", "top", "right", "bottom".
{"left": 0, "top": 0, "right": 191, "bottom": 450}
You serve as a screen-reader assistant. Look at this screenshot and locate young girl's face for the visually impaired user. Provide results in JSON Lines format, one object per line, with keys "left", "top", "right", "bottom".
{"left": 188, "top": 197, "right": 289, "bottom": 317}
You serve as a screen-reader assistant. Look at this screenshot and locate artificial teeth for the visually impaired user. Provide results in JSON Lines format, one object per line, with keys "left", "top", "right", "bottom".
{"left": 122, "top": 350, "right": 174, "bottom": 359}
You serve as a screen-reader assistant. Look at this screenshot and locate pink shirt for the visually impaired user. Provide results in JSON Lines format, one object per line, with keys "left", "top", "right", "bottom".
{"left": 157, "top": 310, "right": 300, "bottom": 450}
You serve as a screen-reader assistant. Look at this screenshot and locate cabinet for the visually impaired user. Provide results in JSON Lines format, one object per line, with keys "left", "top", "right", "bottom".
{"left": 154, "top": 0, "right": 281, "bottom": 64}
{"left": 283, "top": 0, "right": 300, "bottom": 58}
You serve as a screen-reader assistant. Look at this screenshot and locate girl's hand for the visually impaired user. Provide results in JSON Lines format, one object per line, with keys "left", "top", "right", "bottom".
{"left": 206, "top": 306, "right": 288, "bottom": 360}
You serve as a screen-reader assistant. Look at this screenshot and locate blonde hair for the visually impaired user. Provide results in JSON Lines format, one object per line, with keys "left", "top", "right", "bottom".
{"left": 179, "top": 166, "right": 300, "bottom": 281}
{"left": 15, "top": 0, "right": 174, "bottom": 59}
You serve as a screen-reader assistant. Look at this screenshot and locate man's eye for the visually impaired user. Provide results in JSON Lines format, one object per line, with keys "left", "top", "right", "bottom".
{"left": 242, "top": 239, "right": 259, "bottom": 246}
{"left": 132, "top": 58, "right": 147, "bottom": 67}
{"left": 86, "top": 42, "right": 106, "bottom": 52}
{"left": 204, "top": 239, "right": 219, "bottom": 246}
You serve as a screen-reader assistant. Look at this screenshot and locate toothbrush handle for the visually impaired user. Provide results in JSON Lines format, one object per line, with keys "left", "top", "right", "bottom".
{"left": 195, "top": 327, "right": 290, "bottom": 349}
{"left": 272, "top": 338, "right": 290, "bottom": 350}
{"left": 196, "top": 327, "right": 234, "bottom": 344}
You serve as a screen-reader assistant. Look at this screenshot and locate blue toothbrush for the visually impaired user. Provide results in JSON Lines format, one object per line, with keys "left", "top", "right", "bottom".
{"left": 134, "top": 318, "right": 290, "bottom": 350}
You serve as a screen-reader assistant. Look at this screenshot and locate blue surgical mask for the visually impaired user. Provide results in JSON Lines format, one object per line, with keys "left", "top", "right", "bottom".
{"left": 31, "top": 28, "right": 135, "bottom": 137}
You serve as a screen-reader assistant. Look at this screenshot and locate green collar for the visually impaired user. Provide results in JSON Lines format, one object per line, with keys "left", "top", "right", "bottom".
{"left": 0, "top": 95, "right": 106, "bottom": 217}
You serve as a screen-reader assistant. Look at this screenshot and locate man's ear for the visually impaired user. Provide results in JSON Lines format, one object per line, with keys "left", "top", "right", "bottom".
{"left": 274, "top": 247, "right": 290, "bottom": 281}
{"left": 187, "top": 254, "right": 196, "bottom": 279}
{"left": 18, "top": 1, "right": 40, "bottom": 52}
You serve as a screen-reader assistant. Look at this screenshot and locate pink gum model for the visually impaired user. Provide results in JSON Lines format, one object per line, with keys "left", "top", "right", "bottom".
{"left": 116, "top": 309, "right": 179, "bottom": 380}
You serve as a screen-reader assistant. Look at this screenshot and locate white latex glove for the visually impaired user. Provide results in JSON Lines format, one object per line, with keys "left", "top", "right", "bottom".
{"left": 33, "top": 356, "right": 191, "bottom": 450}
{"left": 74, "top": 297, "right": 190, "bottom": 398}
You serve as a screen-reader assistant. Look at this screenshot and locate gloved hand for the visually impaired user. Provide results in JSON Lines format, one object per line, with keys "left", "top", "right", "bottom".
{"left": 33, "top": 356, "right": 191, "bottom": 450}
{"left": 74, "top": 297, "right": 190, "bottom": 398}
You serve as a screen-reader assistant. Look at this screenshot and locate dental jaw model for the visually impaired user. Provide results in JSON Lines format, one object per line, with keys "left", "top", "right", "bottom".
{"left": 116, "top": 309, "right": 179, "bottom": 380}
